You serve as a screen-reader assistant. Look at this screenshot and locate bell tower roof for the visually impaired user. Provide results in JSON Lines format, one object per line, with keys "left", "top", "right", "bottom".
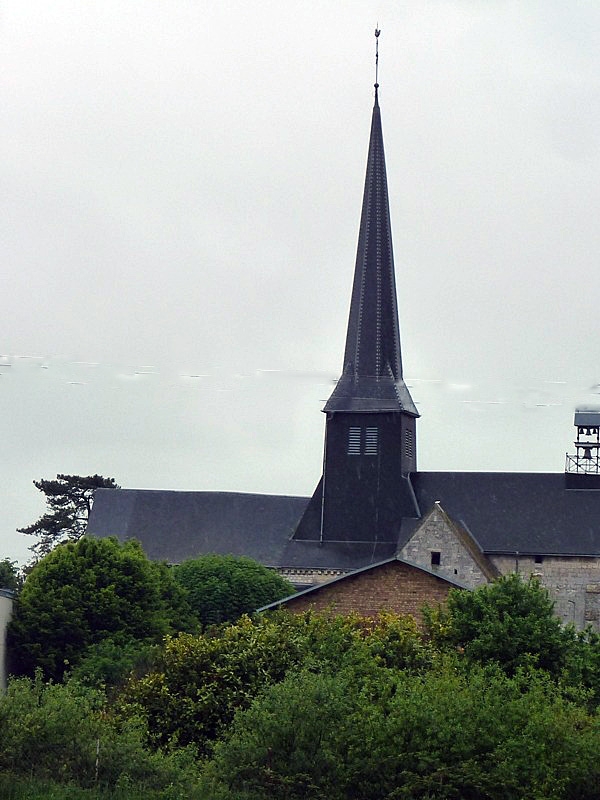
{"left": 324, "top": 72, "right": 418, "bottom": 416}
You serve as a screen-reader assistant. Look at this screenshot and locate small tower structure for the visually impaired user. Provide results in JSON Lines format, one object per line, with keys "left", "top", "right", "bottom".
{"left": 294, "top": 33, "right": 420, "bottom": 547}
{"left": 565, "top": 409, "right": 600, "bottom": 489}
{"left": 0, "top": 588, "right": 14, "bottom": 691}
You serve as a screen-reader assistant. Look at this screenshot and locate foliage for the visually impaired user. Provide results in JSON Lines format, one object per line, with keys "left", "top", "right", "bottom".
{"left": 18, "top": 474, "right": 120, "bottom": 558}
{"left": 424, "top": 573, "right": 571, "bottom": 676}
{"left": 0, "top": 557, "right": 21, "bottom": 591}
{"left": 201, "top": 669, "right": 355, "bottom": 800}
{"left": 0, "top": 673, "right": 201, "bottom": 795}
{"left": 8, "top": 537, "right": 191, "bottom": 682}
{"left": 70, "top": 636, "right": 161, "bottom": 691}
{"left": 0, "top": 773, "right": 204, "bottom": 800}
{"left": 202, "top": 662, "right": 600, "bottom": 800}
{"left": 173, "top": 554, "right": 293, "bottom": 627}
{"left": 560, "top": 625, "right": 600, "bottom": 710}
{"left": 119, "top": 610, "right": 431, "bottom": 753}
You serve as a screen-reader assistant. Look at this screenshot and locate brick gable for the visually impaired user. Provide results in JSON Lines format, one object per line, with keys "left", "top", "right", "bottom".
{"left": 273, "top": 559, "right": 460, "bottom": 626}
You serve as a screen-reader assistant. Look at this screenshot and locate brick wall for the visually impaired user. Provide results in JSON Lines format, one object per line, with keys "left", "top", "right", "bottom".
{"left": 282, "top": 560, "right": 455, "bottom": 626}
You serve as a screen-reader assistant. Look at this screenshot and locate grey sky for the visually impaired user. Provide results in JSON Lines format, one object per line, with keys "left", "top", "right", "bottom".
{"left": 3, "top": 2, "right": 600, "bottom": 564}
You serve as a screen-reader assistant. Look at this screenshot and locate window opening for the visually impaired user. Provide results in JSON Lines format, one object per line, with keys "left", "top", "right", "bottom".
{"left": 431, "top": 551, "right": 441, "bottom": 566}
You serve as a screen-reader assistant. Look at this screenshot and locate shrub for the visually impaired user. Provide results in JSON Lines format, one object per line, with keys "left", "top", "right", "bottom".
{"left": 0, "top": 673, "right": 200, "bottom": 793}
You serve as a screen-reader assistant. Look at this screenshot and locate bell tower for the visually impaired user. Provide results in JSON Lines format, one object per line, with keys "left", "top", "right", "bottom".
{"left": 294, "top": 33, "right": 420, "bottom": 546}
{"left": 565, "top": 409, "right": 600, "bottom": 489}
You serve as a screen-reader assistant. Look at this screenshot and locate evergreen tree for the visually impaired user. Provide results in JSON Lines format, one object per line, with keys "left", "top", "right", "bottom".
{"left": 18, "top": 474, "right": 119, "bottom": 558}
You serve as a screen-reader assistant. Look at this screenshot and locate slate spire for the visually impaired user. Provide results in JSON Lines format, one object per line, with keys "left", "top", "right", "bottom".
{"left": 292, "top": 52, "right": 421, "bottom": 547}
{"left": 324, "top": 84, "right": 418, "bottom": 416}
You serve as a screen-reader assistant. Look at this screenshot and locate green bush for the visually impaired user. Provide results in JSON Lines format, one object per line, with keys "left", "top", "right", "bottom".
{"left": 0, "top": 772, "right": 203, "bottom": 799}
{"left": 119, "top": 610, "right": 431, "bottom": 753}
{"left": 173, "top": 554, "right": 293, "bottom": 627}
{"left": 424, "top": 573, "right": 572, "bottom": 675}
{"left": 203, "top": 662, "right": 600, "bottom": 800}
{"left": 0, "top": 674, "right": 200, "bottom": 794}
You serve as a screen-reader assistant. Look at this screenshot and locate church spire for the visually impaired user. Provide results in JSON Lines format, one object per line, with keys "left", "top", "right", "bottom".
{"left": 293, "top": 40, "right": 420, "bottom": 548}
{"left": 324, "top": 35, "right": 418, "bottom": 417}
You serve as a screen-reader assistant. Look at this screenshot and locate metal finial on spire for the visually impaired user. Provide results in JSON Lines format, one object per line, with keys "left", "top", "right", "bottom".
{"left": 374, "top": 26, "right": 381, "bottom": 94}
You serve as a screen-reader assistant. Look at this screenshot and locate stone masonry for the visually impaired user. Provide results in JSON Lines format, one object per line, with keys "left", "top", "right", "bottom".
{"left": 399, "top": 503, "right": 497, "bottom": 589}
{"left": 491, "top": 554, "right": 600, "bottom": 630}
{"left": 400, "top": 503, "right": 600, "bottom": 631}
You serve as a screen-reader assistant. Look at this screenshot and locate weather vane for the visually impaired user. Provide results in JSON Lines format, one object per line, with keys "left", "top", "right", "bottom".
{"left": 375, "top": 26, "right": 381, "bottom": 91}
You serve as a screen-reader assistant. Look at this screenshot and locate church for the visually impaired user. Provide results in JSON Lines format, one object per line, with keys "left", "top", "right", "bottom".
{"left": 87, "top": 70, "right": 600, "bottom": 631}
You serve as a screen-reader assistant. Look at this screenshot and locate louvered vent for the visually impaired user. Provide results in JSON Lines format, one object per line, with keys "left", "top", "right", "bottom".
{"left": 348, "top": 427, "right": 361, "bottom": 455}
{"left": 405, "top": 429, "right": 413, "bottom": 459}
{"left": 365, "top": 427, "right": 379, "bottom": 456}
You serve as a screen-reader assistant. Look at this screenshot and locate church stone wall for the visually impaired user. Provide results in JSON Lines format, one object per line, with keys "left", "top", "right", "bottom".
{"left": 490, "top": 555, "right": 600, "bottom": 631}
{"left": 399, "top": 508, "right": 489, "bottom": 589}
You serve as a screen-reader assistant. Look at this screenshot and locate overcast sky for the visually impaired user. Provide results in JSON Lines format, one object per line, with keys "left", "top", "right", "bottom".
{"left": 3, "top": 2, "right": 600, "bottom": 564}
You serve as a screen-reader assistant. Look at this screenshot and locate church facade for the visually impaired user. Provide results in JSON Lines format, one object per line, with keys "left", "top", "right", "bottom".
{"left": 87, "top": 79, "right": 600, "bottom": 631}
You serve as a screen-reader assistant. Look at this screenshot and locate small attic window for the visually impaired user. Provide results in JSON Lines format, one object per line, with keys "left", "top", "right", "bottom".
{"left": 534, "top": 554, "right": 543, "bottom": 564}
{"left": 431, "top": 551, "right": 441, "bottom": 566}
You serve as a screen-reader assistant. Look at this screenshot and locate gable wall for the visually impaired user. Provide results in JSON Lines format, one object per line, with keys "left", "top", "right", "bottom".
{"left": 280, "top": 561, "right": 455, "bottom": 626}
{"left": 399, "top": 509, "right": 489, "bottom": 589}
{"left": 490, "top": 555, "right": 600, "bottom": 630}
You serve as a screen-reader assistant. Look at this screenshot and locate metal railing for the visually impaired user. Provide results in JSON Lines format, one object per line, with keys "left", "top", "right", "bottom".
{"left": 565, "top": 453, "right": 600, "bottom": 474}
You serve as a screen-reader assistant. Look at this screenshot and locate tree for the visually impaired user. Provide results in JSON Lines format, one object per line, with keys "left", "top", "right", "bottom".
{"left": 8, "top": 536, "right": 191, "bottom": 682}
{"left": 0, "top": 673, "right": 201, "bottom": 792}
{"left": 0, "top": 559, "right": 20, "bottom": 592}
{"left": 173, "top": 555, "right": 294, "bottom": 627}
{"left": 424, "top": 573, "right": 571, "bottom": 676}
{"left": 119, "top": 610, "right": 430, "bottom": 753}
{"left": 202, "top": 663, "right": 600, "bottom": 800}
{"left": 18, "top": 474, "right": 119, "bottom": 558}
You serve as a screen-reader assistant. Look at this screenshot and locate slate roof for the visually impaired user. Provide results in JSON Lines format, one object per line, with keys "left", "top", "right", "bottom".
{"left": 87, "top": 489, "right": 307, "bottom": 566}
{"left": 324, "top": 90, "right": 417, "bottom": 417}
{"left": 87, "top": 471, "right": 600, "bottom": 569}
{"left": 407, "top": 472, "right": 600, "bottom": 557}
{"left": 87, "top": 487, "right": 398, "bottom": 570}
{"left": 280, "top": 538, "right": 398, "bottom": 570}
